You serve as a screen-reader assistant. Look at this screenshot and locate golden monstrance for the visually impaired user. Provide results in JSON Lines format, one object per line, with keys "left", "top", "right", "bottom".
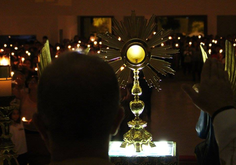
{"left": 97, "top": 11, "right": 178, "bottom": 152}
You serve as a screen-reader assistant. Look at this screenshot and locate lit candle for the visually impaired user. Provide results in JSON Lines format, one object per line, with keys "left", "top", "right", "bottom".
{"left": 0, "top": 56, "right": 9, "bottom": 66}
{"left": 22, "top": 117, "right": 28, "bottom": 122}
{"left": 208, "top": 49, "right": 212, "bottom": 54}
{"left": 11, "top": 71, "right": 14, "bottom": 77}
{"left": 21, "top": 57, "right": 25, "bottom": 63}
{"left": 120, "top": 66, "right": 125, "bottom": 71}
{"left": 118, "top": 37, "right": 121, "bottom": 41}
{"left": 90, "top": 36, "right": 95, "bottom": 42}
{"left": 0, "top": 55, "right": 12, "bottom": 97}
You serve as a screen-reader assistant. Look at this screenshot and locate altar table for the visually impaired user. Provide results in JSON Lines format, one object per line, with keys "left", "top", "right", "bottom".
{"left": 109, "top": 141, "right": 177, "bottom": 165}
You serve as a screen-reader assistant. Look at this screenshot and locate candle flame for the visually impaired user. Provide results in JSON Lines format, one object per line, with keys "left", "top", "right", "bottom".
{"left": 11, "top": 71, "right": 14, "bottom": 77}
{"left": 120, "top": 66, "right": 125, "bottom": 71}
{"left": 22, "top": 117, "right": 28, "bottom": 122}
{"left": 0, "top": 56, "right": 10, "bottom": 66}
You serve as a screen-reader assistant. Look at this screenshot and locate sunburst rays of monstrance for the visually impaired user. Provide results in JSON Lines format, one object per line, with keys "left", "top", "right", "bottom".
{"left": 97, "top": 11, "right": 178, "bottom": 152}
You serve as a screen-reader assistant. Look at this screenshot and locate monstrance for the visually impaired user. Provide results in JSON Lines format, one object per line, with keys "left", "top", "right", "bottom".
{"left": 97, "top": 11, "right": 178, "bottom": 152}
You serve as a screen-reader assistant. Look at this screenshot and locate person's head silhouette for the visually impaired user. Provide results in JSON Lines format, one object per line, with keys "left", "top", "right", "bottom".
{"left": 33, "top": 51, "right": 124, "bottom": 164}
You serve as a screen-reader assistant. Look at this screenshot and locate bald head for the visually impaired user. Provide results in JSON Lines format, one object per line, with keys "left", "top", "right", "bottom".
{"left": 37, "top": 51, "right": 120, "bottom": 141}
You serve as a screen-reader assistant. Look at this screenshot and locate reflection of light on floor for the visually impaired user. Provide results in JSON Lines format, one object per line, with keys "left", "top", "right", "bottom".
{"left": 109, "top": 141, "right": 176, "bottom": 157}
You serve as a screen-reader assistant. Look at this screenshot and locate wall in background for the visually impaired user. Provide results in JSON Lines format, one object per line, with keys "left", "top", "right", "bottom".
{"left": 0, "top": 0, "right": 236, "bottom": 44}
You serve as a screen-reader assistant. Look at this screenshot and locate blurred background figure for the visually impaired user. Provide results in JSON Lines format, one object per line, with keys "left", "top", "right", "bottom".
{"left": 10, "top": 108, "right": 28, "bottom": 165}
